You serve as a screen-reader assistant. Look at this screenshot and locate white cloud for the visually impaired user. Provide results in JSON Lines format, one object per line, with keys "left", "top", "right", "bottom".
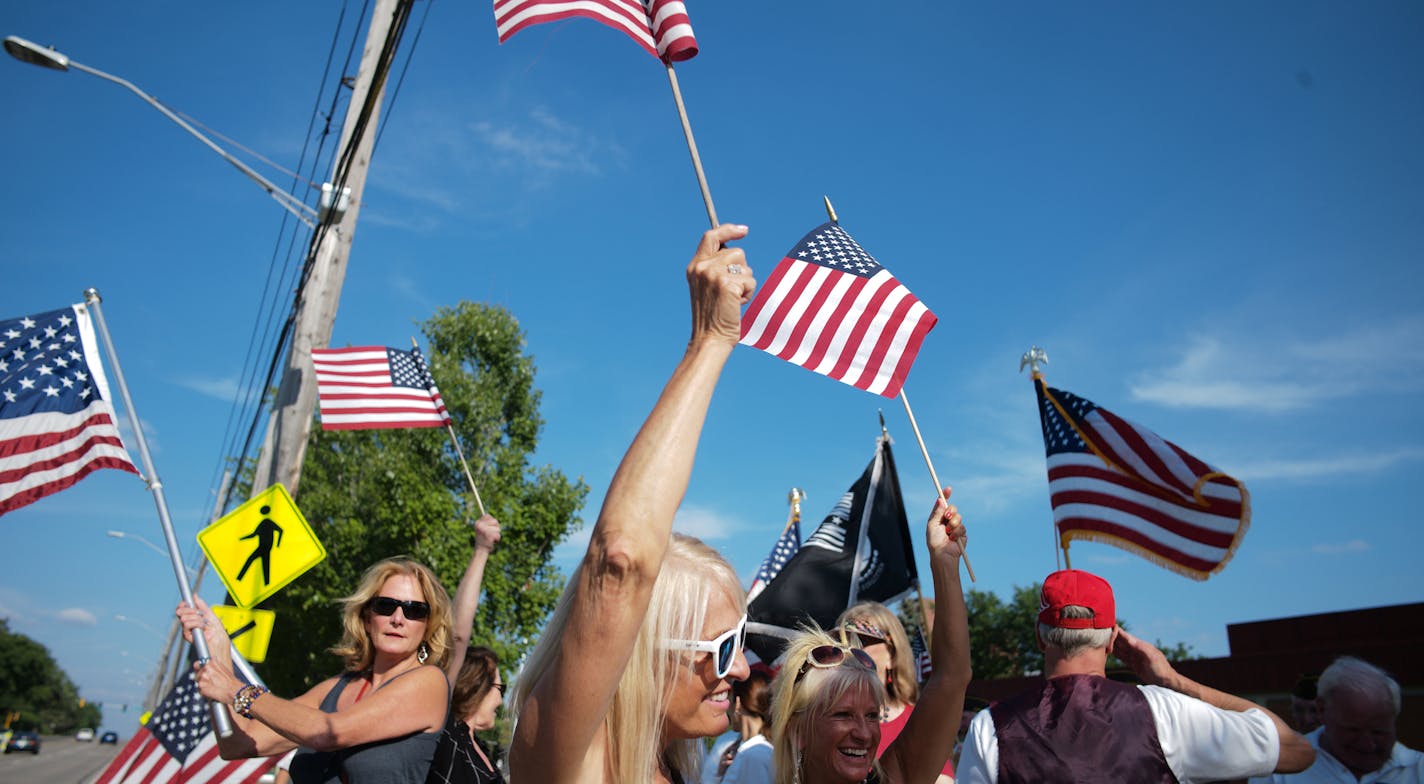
{"left": 1130, "top": 315, "right": 1424, "bottom": 412}
{"left": 1311, "top": 539, "right": 1371, "bottom": 555}
{"left": 57, "top": 607, "right": 98, "bottom": 626}
{"left": 174, "top": 376, "right": 240, "bottom": 402}
{"left": 1233, "top": 447, "right": 1424, "bottom": 481}
{"left": 672, "top": 505, "right": 742, "bottom": 542}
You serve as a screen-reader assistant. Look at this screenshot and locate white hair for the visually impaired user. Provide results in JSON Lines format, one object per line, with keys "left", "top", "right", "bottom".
{"left": 1318, "top": 656, "right": 1401, "bottom": 715}
{"left": 1038, "top": 605, "right": 1113, "bottom": 657}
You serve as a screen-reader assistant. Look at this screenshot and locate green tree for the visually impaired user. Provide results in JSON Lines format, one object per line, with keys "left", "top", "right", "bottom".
{"left": 0, "top": 619, "right": 100, "bottom": 732}
{"left": 258, "top": 303, "right": 587, "bottom": 696}
{"left": 897, "top": 582, "right": 1196, "bottom": 680}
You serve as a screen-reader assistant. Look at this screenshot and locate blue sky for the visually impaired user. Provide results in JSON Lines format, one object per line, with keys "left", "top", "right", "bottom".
{"left": 2, "top": 1, "right": 1421, "bottom": 738}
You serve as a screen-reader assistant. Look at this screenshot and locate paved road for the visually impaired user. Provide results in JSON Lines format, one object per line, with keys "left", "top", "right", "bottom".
{"left": 0, "top": 735, "right": 119, "bottom": 784}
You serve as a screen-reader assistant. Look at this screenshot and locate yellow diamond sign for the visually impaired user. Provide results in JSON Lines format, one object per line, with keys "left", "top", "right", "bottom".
{"left": 212, "top": 606, "right": 277, "bottom": 664}
{"left": 198, "top": 484, "right": 326, "bottom": 608}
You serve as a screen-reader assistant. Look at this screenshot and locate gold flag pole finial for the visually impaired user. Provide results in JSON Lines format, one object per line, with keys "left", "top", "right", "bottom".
{"left": 823, "top": 195, "right": 839, "bottom": 223}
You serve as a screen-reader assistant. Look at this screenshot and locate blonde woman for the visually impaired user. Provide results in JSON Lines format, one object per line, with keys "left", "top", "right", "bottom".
{"left": 768, "top": 490, "right": 970, "bottom": 784}
{"left": 178, "top": 557, "right": 452, "bottom": 783}
{"left": 837, "top": 602, "right": 956, "bottom": 783}
{"left": 509, "top": 224, "right": 756, "bottom": 784}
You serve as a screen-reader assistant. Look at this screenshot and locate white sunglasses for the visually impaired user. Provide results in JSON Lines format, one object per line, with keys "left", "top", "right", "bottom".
{"left": 664, "top": 613, "right": 748, "bottom": 679}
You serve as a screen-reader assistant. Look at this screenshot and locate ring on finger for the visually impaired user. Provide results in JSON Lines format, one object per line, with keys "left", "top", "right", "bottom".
{"left": 727, "top": 264, "right": 743, "bottom": 275}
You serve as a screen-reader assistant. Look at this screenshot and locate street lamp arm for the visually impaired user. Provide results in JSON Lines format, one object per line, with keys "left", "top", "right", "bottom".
{"left": 5, "top": 35, "right": 317, "bottom": 228}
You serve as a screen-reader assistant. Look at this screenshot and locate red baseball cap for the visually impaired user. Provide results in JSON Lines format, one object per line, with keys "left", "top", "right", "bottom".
{"left": 1038, "top": 570, "right": 1115, "bottom": 629}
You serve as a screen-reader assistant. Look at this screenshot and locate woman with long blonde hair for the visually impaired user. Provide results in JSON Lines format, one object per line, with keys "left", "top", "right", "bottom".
{"left": 178, "top": 557, "right": 452, "bottom": 783}
{"left": 509, "top": 224, "right": 757, "bottom": 784}
{"left": 768, "top": 490, "right": 970, "bottom": 784}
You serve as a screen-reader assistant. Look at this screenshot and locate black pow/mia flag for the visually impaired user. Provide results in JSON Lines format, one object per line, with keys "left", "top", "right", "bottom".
{"left": 747, "top": 436, "right": 918, "bottom": 663}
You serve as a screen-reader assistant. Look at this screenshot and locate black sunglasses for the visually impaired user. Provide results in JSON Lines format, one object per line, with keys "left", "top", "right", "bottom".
{"left": 367, "top": 596, "right": 431, "bottom": 621}
{"left": 492, "top": 682, "right": 508, "bottom": 697}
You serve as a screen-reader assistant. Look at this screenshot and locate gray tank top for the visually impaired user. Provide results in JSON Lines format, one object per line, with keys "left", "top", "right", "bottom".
{"left": 288, "top": 669, "right": 447, "bottom": 784}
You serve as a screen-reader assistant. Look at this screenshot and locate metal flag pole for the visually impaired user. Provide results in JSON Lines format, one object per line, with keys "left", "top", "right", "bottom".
{"left": 664, "top": 63, "right": 719, "bottom": 228}
{"left": 1020, "top": 346, "right": 1068, "bottom": 570}
{"left": 411, "top": 338, "right": 486, "bottom": 516}
{"left": 82, "top": 289, "right": 234, "bottom": 737}
{"left": 822, "top": 199, "right": 974, "bottom": 582}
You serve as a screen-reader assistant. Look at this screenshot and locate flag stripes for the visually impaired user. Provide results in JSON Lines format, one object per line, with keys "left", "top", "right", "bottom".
{"left": 1035, "top": 378, "right": 1250, "bottom": 580}
{"left": 0, "top": 304, "right": 139, "bottom": 516}
{"left": 493, "top": 0, "right": 698, "bottom": 62}
{"left": 739, "top": 223, "right": 937, "bottom": 399}
{"left": 312, "top": 346, "right": 452, "bottom": 431}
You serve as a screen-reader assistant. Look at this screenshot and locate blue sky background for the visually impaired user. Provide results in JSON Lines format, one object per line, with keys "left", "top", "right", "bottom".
{"left": 2, "top": 1, "right": 1420, "bottom": 738}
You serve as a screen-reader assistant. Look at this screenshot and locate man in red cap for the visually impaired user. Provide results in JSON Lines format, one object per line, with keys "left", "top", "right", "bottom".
{"left": 956, "top": 569, "right": 1316, "bottom": 783}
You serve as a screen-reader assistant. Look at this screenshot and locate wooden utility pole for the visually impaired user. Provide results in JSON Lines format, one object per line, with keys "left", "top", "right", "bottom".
{"left": 252, "top": 0, "right": 404, "bottom": 496}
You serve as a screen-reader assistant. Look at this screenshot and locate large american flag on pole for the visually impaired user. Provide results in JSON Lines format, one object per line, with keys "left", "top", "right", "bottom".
{"left": 311, "top": 346, "right": 452, "bottom": 431}
{"left": 1034, "top": 375, "right": 1251, "bottom": 580}
{"left": 740, "top": 222, "right": 938, "bottom": 399}
{"left": 493, "top": 0, "right": 699, "bottom": 62}
{"left": 95, "top": 670, "right": 274, "bottom": 784}
{"left": 0, "top": 305, "right": 138, "bottom": 516}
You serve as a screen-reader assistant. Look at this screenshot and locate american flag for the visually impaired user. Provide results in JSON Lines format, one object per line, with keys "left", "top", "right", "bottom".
{"left": 908, "top": 623, "right": 932, "bottom": 682}
{"left": 95, "top": 670, "right": 274, "bottom": 784}
{"left": 739, "top": 222, "right": 938, "bottom": 399}
{"left": 1034, "top": 376, "right": 1251, "bottom": 580}
{"left": 0, "top": 305, "right": 137, "bottom": 516}
{"left": 493, "top": 0, "right": 698, "bottom": 62}
{"left": 746, "top": 509, "right": 801, "bottom": 603}
{"left": 312, "top": 346, "right": 452, "bottom": 431}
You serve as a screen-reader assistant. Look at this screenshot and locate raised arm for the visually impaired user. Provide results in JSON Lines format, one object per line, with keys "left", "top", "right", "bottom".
{"left": 1113, "top": 628, "right": 1315, "bottom": 773}
{"left": 509, "top": 224, "right": 754, "bottom": 782}
{"left": 446, "top": 514, "right": 501, "bottom": 685}
{"left": 883, "top": 487, "right": 971, "bottom": 784}
{"left": 178, "top": 599, "right": 448, "bottom": 758}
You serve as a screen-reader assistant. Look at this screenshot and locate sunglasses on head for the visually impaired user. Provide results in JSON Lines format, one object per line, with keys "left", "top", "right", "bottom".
{"left": 367, "top": 596, "right": 430, "bottom": 621}
{"left": 794, "top": 643, "right": 877, "bottom": 685}
{"left": 664, "top": 613, "right": 747, "bottom": 679}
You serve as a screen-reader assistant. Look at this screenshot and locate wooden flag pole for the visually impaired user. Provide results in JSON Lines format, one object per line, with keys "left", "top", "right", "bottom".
{"left": 411, "top": 338, "right": 487, "bottom": 517}
{"left": 1020, "top": 346, "right": 1068, "bottom": 571}
{"left": 825, "top": 198, "right": 974, "bottom": 581}
{"left": 664, "top": 63, "right": 719, "bottom": 228}
{"left": 898, "top": 387, "right": 976, "bottom": 583}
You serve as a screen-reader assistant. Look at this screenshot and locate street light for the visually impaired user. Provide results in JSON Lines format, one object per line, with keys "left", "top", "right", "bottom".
{"left": 106, "top": 530, "right": 199, "bottom": 580}
{"left": 4, "top": 34, "right": 320, "bottom": 227}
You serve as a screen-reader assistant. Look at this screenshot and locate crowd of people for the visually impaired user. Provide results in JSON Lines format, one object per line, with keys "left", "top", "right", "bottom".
{"left": 175, "top": 227, "right": 1417, "bottom": 784}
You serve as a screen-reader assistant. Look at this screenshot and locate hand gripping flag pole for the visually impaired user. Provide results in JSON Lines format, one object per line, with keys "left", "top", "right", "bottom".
{"left": 81, "top": 288, "right": 234, "bottom": 738}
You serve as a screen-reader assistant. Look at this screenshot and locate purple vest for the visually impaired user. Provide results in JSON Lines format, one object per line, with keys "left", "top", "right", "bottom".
{"left": 989, "top": 674, "right": 1177, "bottom": 784}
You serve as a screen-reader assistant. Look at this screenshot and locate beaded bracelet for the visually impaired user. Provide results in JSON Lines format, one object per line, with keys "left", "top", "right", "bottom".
{"left": 232, "top": 684, "right": 269, "bottom": 718}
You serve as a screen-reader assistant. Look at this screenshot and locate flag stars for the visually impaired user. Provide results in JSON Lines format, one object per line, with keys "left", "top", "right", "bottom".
{"left": 42, "top": 385, "right": 60, "bottom": 397}
{"left": 44, "top": 326, "right": 57, "bottom": 338}
{"left": 61, "top": 377, "right": 73, "bottom": 388}
{"left": 20, "top": 318, "right": 34, "bottom": 329}
{"left": 2, "top": 390, "right": 14, "bottom": 403}
{"left": 63, "top": 334, "right": 76, "bottom": 343}
{"left": 4, "top": 329, "right": 19, "bottom": 339}
{"left": 38, "top": 365, "right": 54, "bottom": 376}
{"left": 28, "top": 337, "right": 43, "bottom": 350}
{"left": 57, "top": 314, "right": 72, "bottom": 327}
{"left": 19, "top": 377, "right": 35, "bottom": 390}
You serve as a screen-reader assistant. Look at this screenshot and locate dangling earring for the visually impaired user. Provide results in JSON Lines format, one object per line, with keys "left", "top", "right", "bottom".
{"left": 793, "top": 749, "right": 803, "bottom": 784}
{"left": 417, "top": 642, "right": 430, "bottom": 664}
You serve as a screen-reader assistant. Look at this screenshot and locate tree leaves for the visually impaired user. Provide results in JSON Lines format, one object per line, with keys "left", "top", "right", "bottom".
{"left": 257, "top": 303, "right": 587, "bottom": 696}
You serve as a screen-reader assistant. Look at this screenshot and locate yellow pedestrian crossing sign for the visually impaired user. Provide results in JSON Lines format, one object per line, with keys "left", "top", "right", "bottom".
{"left": 198, "top": 484, "right": 326, "bottom": 608}
{"left": 212, "top": 606, "right": 277, "bottom": 664}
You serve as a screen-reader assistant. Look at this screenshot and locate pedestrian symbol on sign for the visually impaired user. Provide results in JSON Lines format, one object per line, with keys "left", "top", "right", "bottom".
{"left": 235, "top": 507, "right": 284, "bottom": 586}
{"left": 198, "top": 485, "right": 325, "bottom": 608}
